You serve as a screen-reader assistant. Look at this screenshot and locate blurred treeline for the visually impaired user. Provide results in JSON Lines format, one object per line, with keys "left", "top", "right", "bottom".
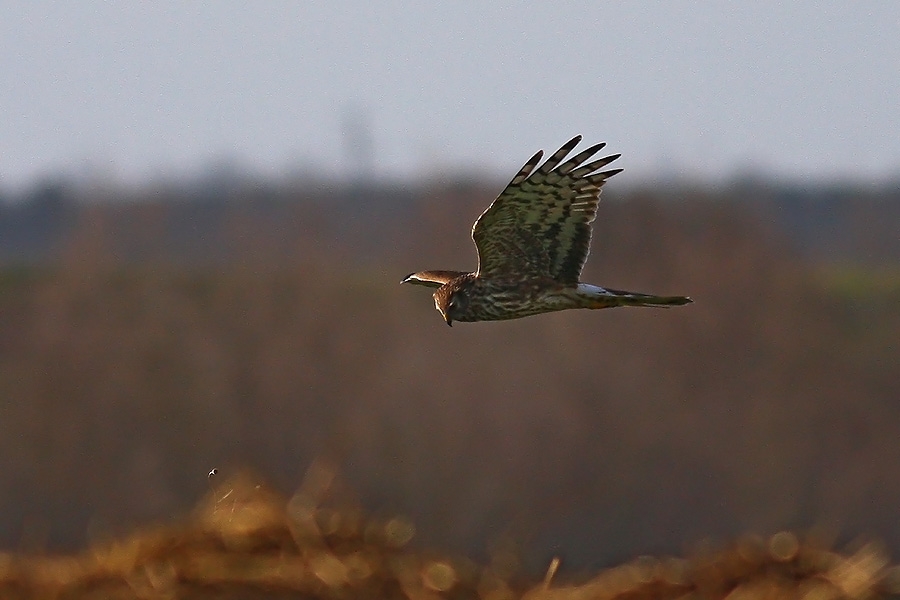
{"left": 0, "top": 175, "right": 898, "bottom": 571}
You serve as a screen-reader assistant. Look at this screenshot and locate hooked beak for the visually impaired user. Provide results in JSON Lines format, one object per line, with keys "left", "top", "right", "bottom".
{"left": 442, "top": 311, "right": 452, "bottom": 327}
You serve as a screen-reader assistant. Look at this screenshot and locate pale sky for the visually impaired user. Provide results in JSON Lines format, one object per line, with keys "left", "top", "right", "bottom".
{"left": 2, "top": 2, "right": 899, "bottom": 192}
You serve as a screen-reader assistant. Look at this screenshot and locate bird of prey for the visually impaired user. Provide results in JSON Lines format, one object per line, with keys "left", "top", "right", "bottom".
{"left": 401, "top": 136, "right": 692, "bottom": 326}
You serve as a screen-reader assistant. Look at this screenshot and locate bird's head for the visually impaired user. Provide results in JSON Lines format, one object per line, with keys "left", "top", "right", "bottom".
{"left": 433, "top": 283, "right": 470, "bottom": 327}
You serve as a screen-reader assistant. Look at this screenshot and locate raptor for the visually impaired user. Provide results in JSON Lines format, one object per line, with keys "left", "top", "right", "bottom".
{"left": 402, "top": 136, "right": 692, "bottom": 325}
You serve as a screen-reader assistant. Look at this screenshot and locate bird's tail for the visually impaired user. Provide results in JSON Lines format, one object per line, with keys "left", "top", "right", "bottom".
{"left": 577, "top": 283, "right": 692, "bottom": 309}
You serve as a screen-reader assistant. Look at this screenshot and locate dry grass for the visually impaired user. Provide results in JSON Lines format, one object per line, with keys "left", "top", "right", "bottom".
{"left": 1, "top": 472, "right": 896, "bottom": 600}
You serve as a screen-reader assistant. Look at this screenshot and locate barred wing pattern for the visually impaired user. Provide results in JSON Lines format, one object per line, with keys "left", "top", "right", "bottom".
{"left": 471, "top": 136, "right": 622, "bottom": 284}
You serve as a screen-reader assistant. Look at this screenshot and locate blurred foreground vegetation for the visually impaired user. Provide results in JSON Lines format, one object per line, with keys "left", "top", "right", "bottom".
{"left": 2, "top": 471, "right": 898, "bottom": 600}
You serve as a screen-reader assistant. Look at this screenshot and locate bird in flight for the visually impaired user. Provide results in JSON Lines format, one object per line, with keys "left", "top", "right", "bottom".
{"left": 402, "top": 136, "right": 692, "bottom": 326}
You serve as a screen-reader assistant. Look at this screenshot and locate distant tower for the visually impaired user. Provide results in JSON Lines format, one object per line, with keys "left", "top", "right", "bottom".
{"left": 341, "top": 105, "right": 375, "bottom": 183}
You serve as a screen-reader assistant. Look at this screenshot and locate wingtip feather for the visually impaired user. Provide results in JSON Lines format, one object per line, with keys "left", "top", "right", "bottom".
{"left": 510, "top": 149, "right": 544, "bottom": 184}
{"left": 538, "top": 136, "right": 584, "bottom": 174}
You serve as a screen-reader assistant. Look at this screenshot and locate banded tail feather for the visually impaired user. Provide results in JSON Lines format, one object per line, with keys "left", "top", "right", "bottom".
{"left": 577, "top": 283, "right": 693, "bottom": 309}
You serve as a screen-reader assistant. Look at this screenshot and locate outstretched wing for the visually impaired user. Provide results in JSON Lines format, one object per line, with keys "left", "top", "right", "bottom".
{"left": 471, "top": 136, "right": 622, "bottom": 284}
